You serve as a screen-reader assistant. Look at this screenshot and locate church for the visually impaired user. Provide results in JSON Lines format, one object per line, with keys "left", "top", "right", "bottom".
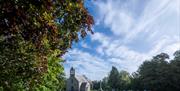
{"left": 66, "top": 67, "right": 92, "bottom": 91}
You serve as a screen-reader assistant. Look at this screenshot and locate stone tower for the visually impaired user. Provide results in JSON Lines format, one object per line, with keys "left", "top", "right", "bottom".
{"left": 70, "top": 67, "right": 75, "bottom": 77}
{"left": 67, "top": 67, "right": 91, "bottom": 91}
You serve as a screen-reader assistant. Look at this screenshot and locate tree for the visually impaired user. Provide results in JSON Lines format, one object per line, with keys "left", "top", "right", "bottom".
{"left": 130, "top": 72, "right": 142, "bottom": 90}
{"left": 129, "top": 51, "right": 180, "bottom": 90}
{"left": 92, "top": 80, "right": 100, "bottom": 90}
{"left": 169, "top": 50, "right": 180, "bottom": 90}
{"left": 101, "top": 77, "right": 110, "bottom": 90}
{"left": 173, "top": 50, "right": 180, "bottom": 60}
{"left": 138, "top": 53, "right": 170, "bottom": 91}
{"left": 108, "top": 66, "right": 120, "bottom": 91}
{"left": 0, "top": 0, "right": 94, "bottom": 90}
{"left": 119, "top": 70, "right": 131, "bottom": 90}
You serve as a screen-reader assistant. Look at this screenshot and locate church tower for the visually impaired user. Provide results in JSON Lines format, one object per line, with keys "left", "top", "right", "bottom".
{"left": 70, "top": 67, "right": 75, "bottom": 77}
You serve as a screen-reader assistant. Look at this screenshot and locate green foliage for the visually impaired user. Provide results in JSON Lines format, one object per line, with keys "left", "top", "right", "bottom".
{"left": 0, "top": 35, "right": 38, "bottom": 90}
{"left": 108, "top": 66, "right": 120, "bottom": 90}
{"left": 119, "top": 71, "right": 131, "bottom": 90}
{"left": 101, "top": 77, "right": 110, "bottom": 90}
{"left": 130, "top": 72, "right": 142, "bottom": 90}
{"left": 0, "top": 0, "right": 94, "bottom": 90}
{"left": 133, "top": 51, "right": 180, "bottom": 91}
{"left": 30, "top": 50, "right": 65, "bottom": 91}
{"left": 102, "top": 66, "right": 131, "bottom": 90}
{"left": 92, "top": 81, "right": 100, "bottom": 90}
{"left": 138, "top": 53, "right": 170, "bottom": 90}
{"left": 169, "top": 50, "right": 180, "bottom": 90}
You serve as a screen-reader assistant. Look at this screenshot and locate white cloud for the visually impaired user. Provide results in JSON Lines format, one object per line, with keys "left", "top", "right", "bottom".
{"left": 81, "top": 42, "right": 90, "bottom": 49}
{"left": 96, "top": 0, "right": 134, "bottom": 36}
{"left": 162, "top": 43, "right": 180, "bottom": 59}
{"left": 95, "top": 0, "right": 179, "bottom": 43}
{"left": 63, "top": 49, "right": 109, "bottom": 80}
{"left": 126, "top": 0, "right": 178, "bottom": 41}
{"left": 91, "top": 32, "right": 110, "bottom": 47}
{"left": 149, "top": 35, "right": 180, "bottom": 56}
{"left": 96, "top": 46, "right": 105, "bottom": 56}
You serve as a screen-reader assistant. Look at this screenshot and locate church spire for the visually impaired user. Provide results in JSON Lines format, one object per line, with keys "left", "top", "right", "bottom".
{"left": 70, "top": 67, "right": 75, "bottom": 77}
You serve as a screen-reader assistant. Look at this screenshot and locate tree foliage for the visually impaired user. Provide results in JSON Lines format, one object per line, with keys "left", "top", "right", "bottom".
{"left": 118, "top": 70, "right": 131, "bottom": 90}
{"left": 133, "top": 51, "right": 180, "bottom": 91}
{"left": 0, "top": 0, "right": 94, "bottom": 90}
{"left": 98, "top": 66, "right": 131, "bottom": 91}
{"left": 108, "top": 66, "right": 120, "bottom": 90}
{"left": 92, "top": 80, "right": 100, "bottom": 90}
{"left": 138, "top": 53, "right": 170, "bottom": 90}
{"left": 101, "top": 77, "right": 110, "bottom": 90}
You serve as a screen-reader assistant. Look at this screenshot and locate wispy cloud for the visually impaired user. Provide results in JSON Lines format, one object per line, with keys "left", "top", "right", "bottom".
{"left": 63, "top": 49, "right": 110, "bottom": 80}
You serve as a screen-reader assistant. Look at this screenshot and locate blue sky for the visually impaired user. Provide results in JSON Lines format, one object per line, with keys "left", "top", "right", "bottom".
{"left": 63, "top": 0, "right": 180, "bottom": 80}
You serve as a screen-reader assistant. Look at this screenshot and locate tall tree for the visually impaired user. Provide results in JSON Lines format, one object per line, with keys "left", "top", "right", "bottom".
{"left": 108, "top": 66, "right": 120, "bottom": 91}
{"left": 0, "top": 0, "right": 94, "bottom": 90}
{"left": 138, "top": 53, "right": 170, "bottom": 91}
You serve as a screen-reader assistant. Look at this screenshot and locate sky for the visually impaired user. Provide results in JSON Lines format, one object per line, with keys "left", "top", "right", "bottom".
{"left": 63, "top": 0, "right": 180, "bottom": 80}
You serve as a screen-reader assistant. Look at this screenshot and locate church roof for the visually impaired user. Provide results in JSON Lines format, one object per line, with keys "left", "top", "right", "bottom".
{"left": 75, "top": 75, "right": 89, "bottom": 83}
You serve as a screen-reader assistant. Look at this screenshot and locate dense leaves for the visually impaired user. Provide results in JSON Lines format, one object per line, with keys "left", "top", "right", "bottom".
{"left": 108, "top": 66, "right": 120, "bottom": 90}
{"left": 132, "top": 50, "right": 180, "bottom": 90}
{"left": 138, "top": 53, "right": 170, "bottom": 90}
{"left": 92, "top": 67, "right": 131, "bottom": 91}
{"left": 0, "top": 0, "right": 94, "bottom": 90}
{"left": 0, "top": 0, "right": 94, "bottom": 56}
